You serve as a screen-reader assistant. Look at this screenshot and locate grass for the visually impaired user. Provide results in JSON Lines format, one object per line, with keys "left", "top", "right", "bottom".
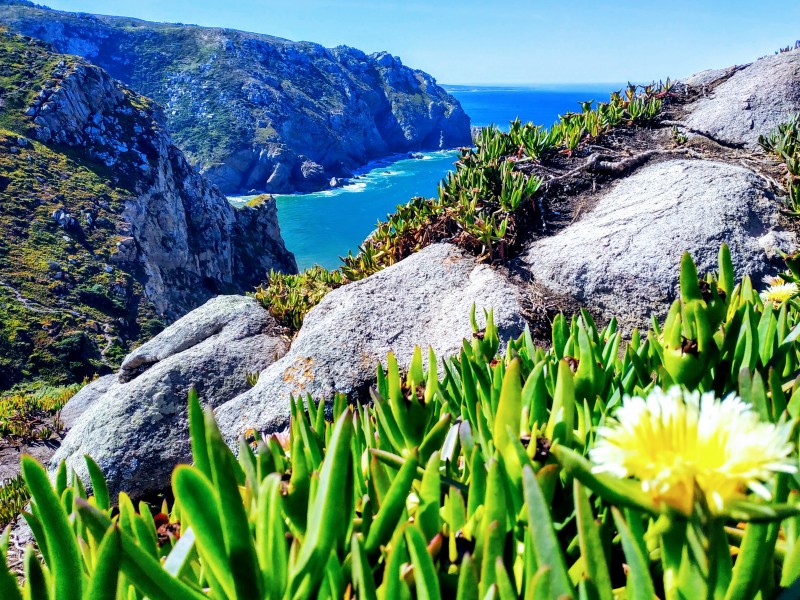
{"left": 0, "top": 381, "right": 83, "bottom": 441}
{"left": 0, "top": 381, "right": 83, "bottom": 527}
{"left": 257, "top": 81, "right": 671, "bottom": 329}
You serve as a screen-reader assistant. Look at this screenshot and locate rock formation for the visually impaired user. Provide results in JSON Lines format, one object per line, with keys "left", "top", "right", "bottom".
{"left": 215, "top": 243, "right": 529, "bottom": 440}
{"left": 52, "top": 245, "right": 527, "bottom": 497}
{"left": 682, "top": 49, "right": 800, "bottom": 149}
{"left": 51, "top": 296, "right": 288, "bottom": 498}
{"left": 0, "top": 0, "right": 472, "bottom": 194}
{"left": 0, "top": 31, "right": 295, "bottom": 386}
{"left": 520, "top": 160, "right": 791, "bottom": 327}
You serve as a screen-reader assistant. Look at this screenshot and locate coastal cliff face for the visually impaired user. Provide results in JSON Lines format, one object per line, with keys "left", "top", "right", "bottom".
{"left": 0, "top": 31, "right": 296, "bottom": 387}
{"left": 0, "top": 1, "right": 472, "bottom": 193}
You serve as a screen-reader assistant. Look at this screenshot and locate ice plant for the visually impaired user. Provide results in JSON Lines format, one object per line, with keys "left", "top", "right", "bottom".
{"left": 590, "top": 386, "right": 796, "bottom": 516}
{"left": 760, "top": 275, "right": 799, "bottom": 307}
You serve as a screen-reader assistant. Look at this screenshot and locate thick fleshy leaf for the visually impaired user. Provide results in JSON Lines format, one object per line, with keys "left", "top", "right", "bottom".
{"left": 289, "top": 409, "right": 354, "bottom": 597}
{"left": 85, "top": 526, "right": 122, "bottom": 600}
{"left": 365, "top": 450, "right": 418, "bottom": 554}
{"left": 522, "top": 466, "right": 573, "bottom": 598}
{"left": 611, "top": 508, "right": 655, "bottom": 600}
{"left": 171, "top": 466, "right": 235, "bottom": 597}
{"left": 573, "top": 481, "right": 613, "bottom": 600}
{"left": 405, "top": 526, "right": 442, "bottom": 600}
{"left": 83, "top": 455, "right": 110, "bottom": 513}
{"left": 21, "top": 455, "right": 83, "bottom": 600}
{"left": 0, "top": 527, "right": 22, "bottom": 600}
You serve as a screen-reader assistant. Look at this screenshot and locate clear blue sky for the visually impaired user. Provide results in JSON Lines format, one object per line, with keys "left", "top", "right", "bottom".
{"left": 42, "top": 1, "right": 800, "bottom": 84}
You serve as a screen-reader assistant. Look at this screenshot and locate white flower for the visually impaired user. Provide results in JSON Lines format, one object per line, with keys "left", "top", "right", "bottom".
{"left": 590, "top": 386, "right": 796, "bottom": 515}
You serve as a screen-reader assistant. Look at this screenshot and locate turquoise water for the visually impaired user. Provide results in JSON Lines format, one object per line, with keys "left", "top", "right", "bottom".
{"left": 229, "top": 84, "right": 621, "bottom": 271}
{"left": 229, "top": 151, "right": 460, "bottom": 271}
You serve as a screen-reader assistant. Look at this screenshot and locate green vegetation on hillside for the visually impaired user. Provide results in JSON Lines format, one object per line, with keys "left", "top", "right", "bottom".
{"left": 0, "top": 381, "right": 83, "bottom": 527}
{"left": 6, "top": 246, "right": 800, "bottom": 597}
{"left": 0, "top": 381, "right": 81, "bottom": 441}
{"left": 0, "top": 128, "right": 149, "bottom": 387}
{"left": 0, "top": 29, "right": 65, "bottom": 132}
{"left": 257, "top": 82, "right": 670, "bottom": 329}
{"left": 0, "top": 32, "right": 162, "bottom": 389}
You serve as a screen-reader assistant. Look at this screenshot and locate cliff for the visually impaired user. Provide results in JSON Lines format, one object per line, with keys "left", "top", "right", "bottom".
{"left": 0, "top": 1, "right": 472, "bottom": 193}
{"left": 0, "top": 30, "right": 296, "bottom": 388}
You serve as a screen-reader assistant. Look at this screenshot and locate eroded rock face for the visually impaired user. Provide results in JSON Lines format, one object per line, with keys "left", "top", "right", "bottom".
{"left": 213, "top": 243, "right": 528, "bottom": 440}
{"left": 22, "top": 47, "right": 297, "bottom": 320}
{"left": 50, "top": 296, "right": 289, "bottom": 498}
{"left": 682, "top": 49, "right": 800, "bottom": 148}
{"left": 519, "top": 159, "right": 795, "bottom": 327}
{"left": 0, "top": 3, "right": 472, "bottom": 194}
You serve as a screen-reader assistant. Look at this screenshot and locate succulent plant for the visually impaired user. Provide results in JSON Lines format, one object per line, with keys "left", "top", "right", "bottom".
{"left": 5, "top": 247, "right": 800, "bottom": 599}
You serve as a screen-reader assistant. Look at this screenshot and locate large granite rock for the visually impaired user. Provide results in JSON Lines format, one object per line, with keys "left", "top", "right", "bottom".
{"left": 49, "top": 296, "right": 289, "bottom": 498}
{"left": 682, "top": 49, "right": 800, "bottom": 148}
{"left": 0, "top": 3, "right": 472, "bottom": 194}
{"left": 214, "top": 243, "right": 528, "bottom": 439}
{"left": 519, "top": 159, "right": 795, "bottom": 326}
{"left": 60, "top": 374, "right": 115, "bottom": 430}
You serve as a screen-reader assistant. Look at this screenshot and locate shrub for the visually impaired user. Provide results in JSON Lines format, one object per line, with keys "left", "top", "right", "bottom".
{"left": 4, "top": 246, "right": 800, "bottom": 598}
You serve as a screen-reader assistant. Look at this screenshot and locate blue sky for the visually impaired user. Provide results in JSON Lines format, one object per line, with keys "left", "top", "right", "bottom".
{"left": 42, "top": 1, "right": 800, "bottom": 84}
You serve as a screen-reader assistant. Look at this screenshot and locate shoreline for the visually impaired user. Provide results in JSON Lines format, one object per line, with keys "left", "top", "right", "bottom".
{"left": 226, "top": 148, "right": 460, "bottom": 204}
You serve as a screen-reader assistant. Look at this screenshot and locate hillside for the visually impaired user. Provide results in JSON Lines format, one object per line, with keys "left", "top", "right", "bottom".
{"left": 0, "top": 30, "right": 296, "bottom": 389}
{"left": 0, "top": 0, "right": 472, "bottom": 193}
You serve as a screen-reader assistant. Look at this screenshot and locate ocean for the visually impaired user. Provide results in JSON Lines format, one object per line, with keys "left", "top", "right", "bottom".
{"left": 228, "top": 84, "right": 621, "bottom": 270}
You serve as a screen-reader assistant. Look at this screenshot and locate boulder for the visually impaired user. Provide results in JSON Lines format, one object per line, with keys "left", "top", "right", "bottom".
{"left": 682, "top": 49, "right": 800, "bottom": 148}
{"left": 519, "top": 159, "right": 795, "bottom": 327}
{"left": 214, "top": 243, "right": 528, "bottom": 439}
{"left": 49, "top": 296, "right": 289, "bottom": 498}
{"left": 681, "top": 66, "right": 742, "bottom": 91}
{"left": 60, "top": 374, "right": 115, "bottom": 430}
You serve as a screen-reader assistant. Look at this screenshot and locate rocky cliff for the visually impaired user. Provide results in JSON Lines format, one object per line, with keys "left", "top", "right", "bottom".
{"left": 0, "top": 31, "right": 296, "bottom": 388}
{"left": 0, "top": 1, "right": 472, "bottom": 194}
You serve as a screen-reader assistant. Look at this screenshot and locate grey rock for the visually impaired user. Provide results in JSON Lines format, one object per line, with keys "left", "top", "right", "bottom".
{"left": 52, "top": 208, "right": 75, "bottom": 229}
{"left": 681, "top": 66, "right": 741, "bottom": 90}
{"left": 214, "top": 243, "right": 528, "bottom": 440}
{"left": 519, "top": 159, "right": 795, "bottom": 327}
{"left": 49, "top": 296, "right": 289, "bottom": 498}
{"left": 682, "top": 49, "right": 800, "bottom": 148}
{"left": 120, "top": 295, "right": 272, "bottom": 374}
{"left": 60, "top": 374, "right": 115, "bottom": 430}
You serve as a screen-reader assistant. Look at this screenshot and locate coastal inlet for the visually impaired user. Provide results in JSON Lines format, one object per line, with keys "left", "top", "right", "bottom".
{"left": 228, "top": 151, "right": 460, "bottom": 271}
{"left": 228, "top": 84, "right": 623, "bottom": 270}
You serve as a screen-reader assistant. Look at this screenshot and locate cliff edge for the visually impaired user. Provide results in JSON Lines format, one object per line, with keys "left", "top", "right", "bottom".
{"left": 0, "top": 1, "right": 472, "bottom": 193}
